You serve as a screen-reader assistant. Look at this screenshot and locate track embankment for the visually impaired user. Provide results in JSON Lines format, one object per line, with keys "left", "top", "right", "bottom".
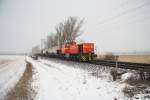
{"left": 5, "top": 61, "right": 36, "bottom": 100}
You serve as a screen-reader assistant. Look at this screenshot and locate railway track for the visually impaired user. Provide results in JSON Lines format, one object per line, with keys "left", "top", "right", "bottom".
{"left": 36, "top": 54, "right": 150, "bottom": 73}
{"left": 89, "top": 60, "right": 150, "bottom": 72}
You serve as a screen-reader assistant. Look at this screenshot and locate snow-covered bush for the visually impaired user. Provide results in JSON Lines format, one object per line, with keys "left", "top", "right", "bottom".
{"left": 121, "top": 72, "right": 141, "bottom": 84}
{"left": 120, "top": 83, "right": 137, "bottom": 97}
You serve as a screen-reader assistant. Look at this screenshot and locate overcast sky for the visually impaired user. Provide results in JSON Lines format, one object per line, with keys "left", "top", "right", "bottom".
{"left": 0, "top": 0, "right": 150, "bottom": 53}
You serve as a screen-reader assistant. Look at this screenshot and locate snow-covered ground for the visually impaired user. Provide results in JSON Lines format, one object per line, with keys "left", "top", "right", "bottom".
{"left": 0, "top": 55, "right": 149, "bottom": 100}
{"left": 27, "top": 57, "right": 135, "bottom": 100}
{"left": 0, "top": 55, "right": 26, "bottom": 99}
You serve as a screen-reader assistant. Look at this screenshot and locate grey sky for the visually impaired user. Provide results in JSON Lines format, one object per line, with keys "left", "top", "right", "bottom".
{"left": 0, "top": 0, "right": 150, "bottom": 53}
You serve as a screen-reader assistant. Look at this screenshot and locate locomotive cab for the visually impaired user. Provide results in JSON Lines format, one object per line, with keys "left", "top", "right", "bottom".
{"left": 78, "top": 43, "right": 95, "bottom": 61}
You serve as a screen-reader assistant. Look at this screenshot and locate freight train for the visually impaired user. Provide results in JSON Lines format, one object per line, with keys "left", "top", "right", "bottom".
{"left": 42, "top": 42, "right": 97, "bottom": 61}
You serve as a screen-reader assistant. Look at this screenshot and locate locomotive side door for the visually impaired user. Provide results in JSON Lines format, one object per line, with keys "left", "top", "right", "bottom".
{"left": 78, "top": 44, "right": 87, "bottom": 61}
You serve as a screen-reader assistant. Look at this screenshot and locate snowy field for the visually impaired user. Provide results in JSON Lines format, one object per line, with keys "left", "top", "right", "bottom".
{"left": 27, "top": 57, "right": 150, "bottom": 100}
{"left": 0, "top": 55, "right": 26, "bottom": 99}
{"left": 0, "top": 55, "right": 149, "bottom": 100}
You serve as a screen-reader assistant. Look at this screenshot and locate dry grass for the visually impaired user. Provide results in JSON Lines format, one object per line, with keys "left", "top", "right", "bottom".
{"left": 0, "top": 60, "right": 13, "bottom": 65}
{"left": 97, "top": 53, "right": 116, "bottom": 61}
{"left": 118, "top": 55, "right": 150, "bottom": 64}
{"left": 5, "top": 62, "right": 34, "bottom": 100}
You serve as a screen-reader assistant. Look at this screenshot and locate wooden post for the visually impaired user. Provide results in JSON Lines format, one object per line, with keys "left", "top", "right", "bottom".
{"left": 115, "top": 56, "right": 119, "bottom": 69}
{"left": 110, "top": 56, "right": 119, "bottom": 81}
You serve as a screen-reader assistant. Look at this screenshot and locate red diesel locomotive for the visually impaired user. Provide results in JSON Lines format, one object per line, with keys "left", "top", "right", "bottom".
{"left": 56, "top": 42, "right": 96, "bottom": 61}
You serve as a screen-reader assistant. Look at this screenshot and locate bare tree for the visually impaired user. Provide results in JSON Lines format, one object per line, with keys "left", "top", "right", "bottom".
{"left": 47, "top": 34, "right": 54, "bottom": 48}
{"left": 56, "top": 22, "right": 66, "bottom": 47}
{"left": 64, "top": 17, "right": 84, "bottom": 42}
{"left": 47, "top": 33, "right": 59, "bottom": 48}
{"left": 56, "top": 16, "right": 84, "bottom": 47}
{"left": 53, "top": 34, "right": 58, "bottom": 46}
{"left": 32, "top": 45, "right": 40, "bottom": 54}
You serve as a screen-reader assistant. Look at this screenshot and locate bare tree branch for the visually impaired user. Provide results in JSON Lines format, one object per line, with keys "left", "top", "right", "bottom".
{"left": 55, "top": 16, "right": 84, "bottom": 47}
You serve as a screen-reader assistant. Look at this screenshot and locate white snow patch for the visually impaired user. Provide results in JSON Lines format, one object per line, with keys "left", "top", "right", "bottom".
{"left": 121, "top": 72, "right": 141, "bottom": 83}
{"left": 27, "top": 57, "right": 128, "bottom": 100}
{"left": 0, "top": 55, "right": 26, "bottom": 99}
